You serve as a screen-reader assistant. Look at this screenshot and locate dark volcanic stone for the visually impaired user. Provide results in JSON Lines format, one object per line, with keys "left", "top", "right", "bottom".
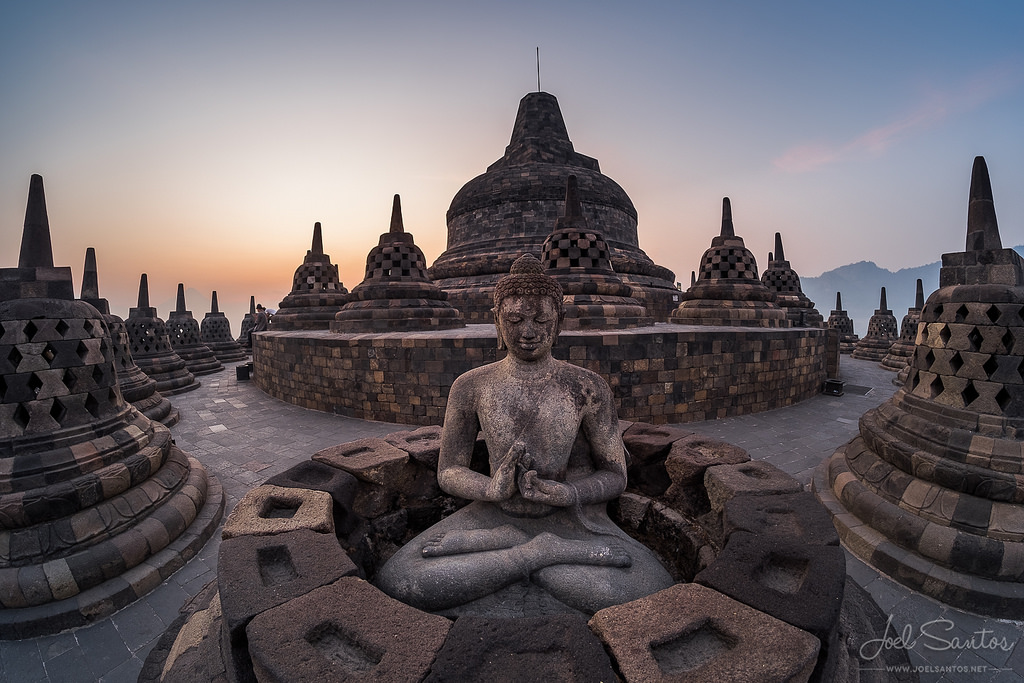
{"left": 246, "top": 577, "right": 451, "bottom": 683}
{"left": 265, "top": 460, "right": 360, "bottom": 534}
{"left": 424, "top": 615, "right": 616, "bottom": 683}
{"left": 723, "top": 491, "right": 839, "bottom": 546}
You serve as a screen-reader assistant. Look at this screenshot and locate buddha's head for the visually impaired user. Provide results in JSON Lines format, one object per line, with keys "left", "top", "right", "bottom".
{"left": 493, "top": 254, "right": 564, "bottom": 359}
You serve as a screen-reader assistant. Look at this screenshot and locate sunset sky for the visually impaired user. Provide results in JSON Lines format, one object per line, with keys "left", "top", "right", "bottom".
{"left": 2, "top": 1, "right": 1023, "bottom": 329}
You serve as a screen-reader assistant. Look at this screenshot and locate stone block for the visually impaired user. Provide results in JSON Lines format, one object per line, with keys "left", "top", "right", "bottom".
{"left": 623, "top": 422, "right": 694, "bottom": 461}
{"left": 246, "top": 577, "right": 451, "bottom": 683}
{"left": 265, "top": 460, "right": 360, "bottom": 533}
{"left": 384, "top": 425, "right": 443, "bottom": 469}
{"left": 722, "top": 492, "right": 839, "bottom": 546}
{"left": 696, "top": 530, "right": 845, "bottom": 639}
{"left": 704, "top": 461, "right": 803, "bottom": 514}
{"left": 314, "top": 437, "right": 438, "bottom": 499}
{"left": 424, "top": 615, "right": 616, "bottom": 683}
{"left": 664, "top": 436, "right": 750, "bottom": 516}
{"left": 218, "top": 528, "right": 357, "bottom": 643}
{"left": 221, "top": 485, "right": 333, "bottom": 540}
{"left": 589, "top": 583, "right": 819, "bottom": 682}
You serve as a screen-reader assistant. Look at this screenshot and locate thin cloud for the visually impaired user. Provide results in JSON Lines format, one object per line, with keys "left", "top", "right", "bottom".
{"left": 773, "top": 63, "right": 1023, "bottom": 173}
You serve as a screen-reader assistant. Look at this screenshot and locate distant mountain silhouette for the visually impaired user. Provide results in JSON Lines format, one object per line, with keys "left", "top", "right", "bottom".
{"left": 801, "top": 247, "right": 1024, "bottom": 337}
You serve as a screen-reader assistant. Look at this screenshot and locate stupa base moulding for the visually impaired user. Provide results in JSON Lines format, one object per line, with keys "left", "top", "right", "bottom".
{"left": 253, "top": 323, "right": 828, "bottom": 426}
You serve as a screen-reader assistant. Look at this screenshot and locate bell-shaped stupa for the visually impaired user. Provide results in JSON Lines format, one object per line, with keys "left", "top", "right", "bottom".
{"left": 816, "top": 157, "right": 1024, "bottom": 616}
{"left": 236, "top": 296, "right": 256, "bottom": 350}
{"left": 850, "top": 287, "right": 898, "bottom": 361}
{"left": 271, "top": 222, "right": 350, "bottom": 330}
{"left": 760, "top": 233, "right": 823, "bottom": 327}
{"left": 670, "top": 198, "right": 788, "bottom": 327}
{"left": 79, "top": 249, "right": 179, "bottom": 426}
{"left": 539, "top": 175, "right": 652, "bottom": 329}
{"left": 167, "top": 284, "right": 223, "bottom": 376}
{"left": 200, "top": 291, "right": 247, "bottom": 363}
{"left": 332, "top": 195, "right": 464, "bottom": 332}
{"left": 881, "top": 279, "right": 925, "bottom": 373}
{"left": 429, "top": 91, "right": 678, "bottom": 322}
{"left": 0, "top": 175, "right": 222, "bottom": 636}
{"left": 126, "top": 274, "right": 199, "bottom": 395}
{"left": 825, "top": 292, "right": 859, "bottom": 354}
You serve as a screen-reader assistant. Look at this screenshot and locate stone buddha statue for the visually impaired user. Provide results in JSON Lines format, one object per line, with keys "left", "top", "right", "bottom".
{"left": 376, "top": 254, "right": 674, "bottom": 615}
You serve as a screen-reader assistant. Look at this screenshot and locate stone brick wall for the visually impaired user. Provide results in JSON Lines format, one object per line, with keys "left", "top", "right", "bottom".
{"left": 253, "top": 325, "right": 827, "bottom": 426}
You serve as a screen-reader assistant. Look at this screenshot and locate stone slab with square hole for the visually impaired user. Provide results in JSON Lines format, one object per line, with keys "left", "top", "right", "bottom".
{"left": 663, "top": 435, "right": 751, "bottom": 516}
{"left": 623, "top": 423, "right": 695, "bottom": 497}
{"left": 246, "top": 576, "right": 451, "bottom": 683}
{"left": 423, "top": 614, "right": 616, "bottom": 683}
{"left": 221, "top": 484, "right": 333, "bottom": 539}
{"left": 588, "top": 583, "right": 819, "bottom": 683}
{"left": 217, "top": 529, "right": 357, "bottom": 644}
{"left": 265, "top": 461, "right": 361, "bottom": 534}
{"left": 694, "top": 531, "right": 845, "bottom": 644}
{"left": 313, "top": 437, "right": 438, "bottom": 499}
{"left": 704, "top": 461, "right": 803, "bottom": 514}
{"left": 384, "top": 425, "right": 443, "bottom": 469}
{"left": 722, "top": 491, "right": 839, "bottom": 546}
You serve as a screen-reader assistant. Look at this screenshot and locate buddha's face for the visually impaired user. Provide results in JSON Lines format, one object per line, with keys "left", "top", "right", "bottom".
{"left": 496, "top": 295, "right": 560, "bottom": 362}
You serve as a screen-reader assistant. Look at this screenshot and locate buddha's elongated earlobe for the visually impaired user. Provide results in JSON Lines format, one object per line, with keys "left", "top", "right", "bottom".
{"left": 492, "top": 307, "right": 505, "bottom": 350}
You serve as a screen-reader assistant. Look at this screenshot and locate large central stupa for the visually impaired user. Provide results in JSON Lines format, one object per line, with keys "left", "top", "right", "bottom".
{"left": 429, "top": 91, "right": 678, "bottom": 321}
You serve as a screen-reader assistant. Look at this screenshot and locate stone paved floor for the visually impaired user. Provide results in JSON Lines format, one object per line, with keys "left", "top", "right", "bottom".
{"left": 0, "top": 357, "right": 1021, "bottom": 682}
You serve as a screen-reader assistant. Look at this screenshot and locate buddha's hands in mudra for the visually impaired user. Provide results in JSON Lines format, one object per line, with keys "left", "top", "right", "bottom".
{"left": 483, "top": 441, "right": 578, "bottom": 507}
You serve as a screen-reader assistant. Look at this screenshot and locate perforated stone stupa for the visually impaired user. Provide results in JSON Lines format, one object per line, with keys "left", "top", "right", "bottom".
{"left": 236, "top": 296, "right": 256, "bottom": 350}
{"left": 429, "top": 91, "right": 678, "bottom": 322}
{"left": 826, "top": 292, "right": 859, "bottom": 354}
{"left": 850, "top": 287, "right": 898, "bottom": 361}
{"left": 760, "top": 232, "right": 823, "bottom": 327}
{"left": 79, "top": 248, "right": 179, "bottom": 427}
{"left": 332, "top": 195, "right": 464, "bottom": 333}
{"left": 272, "top": 222, "right": 350, "bottom": 330}
{"left": 670, "top": 198, "right": 788, "bottom": 327}
{"left": 168, "top": 284, "right": 223, "bottom": 376}
{"left": 540, "top": 175, "right": 652, "bottom": 330}
{"left": 0, "top": 175, "right": 222, "bottom": 637}
{"left": 816, "top": 157, "right": 1024, "bottom": 617}
{"left": 200, "top": 291, "right": 247, "bottom": 363}
{"left": 126, "top": 274, "right": 199, "bottom": 395}
{"left": 881, "top": 278, "right": 925, "bottom": 373}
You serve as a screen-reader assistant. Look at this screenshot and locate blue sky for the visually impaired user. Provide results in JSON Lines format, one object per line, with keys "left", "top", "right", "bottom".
{"left": 2, "top": 1, "right": 1023, "bottom": 326}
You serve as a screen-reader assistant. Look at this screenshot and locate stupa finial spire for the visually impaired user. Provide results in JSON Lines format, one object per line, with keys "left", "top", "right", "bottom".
{"left": 311, "top": 222, "right": 324, "bottom": 255}
{"left": 966, "top": 156, "right": 1002, "bottom": 251}
{"left": 81, "top": 247, "right": 100, "bottom": 299}
{"left": 19, "top": 174, "right": 54, "bottom": 268}
{"left": 879, "top": 287, "right": 887, "bottom": 310}
{"left": 720, "top": 198, "right": 735, "bottom": 238}
{"left": 210, "top": 291, "right": 220, "bottom": 314}
{"left": 137, "top": 274, "right": 150, "bottom": 308}
{"left": 249, "top": 296, "right": 256, "bottom": 315}
{"left": 836, "top": 292, "right": 842, "bottom": 310}
{"left": 774, "top": 232, "right": 785, "bottom": 262}
{"left": 915, "top": 279, "right": 924, "bottom": 309}
{"left": 390, "top": 195, "right": 404, "bottom": 234}
{"left": 176, "top": 283, "right": 187, "bottom": 313}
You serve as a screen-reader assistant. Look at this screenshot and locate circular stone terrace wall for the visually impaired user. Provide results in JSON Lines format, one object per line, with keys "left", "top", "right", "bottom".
{"left": 252, "top": 324, "right": 827, "bottom": 426}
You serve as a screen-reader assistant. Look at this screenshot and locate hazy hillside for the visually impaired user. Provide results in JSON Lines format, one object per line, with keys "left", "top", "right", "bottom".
{"left": 801, "top": 247, "right": 1024, "bottom": 337}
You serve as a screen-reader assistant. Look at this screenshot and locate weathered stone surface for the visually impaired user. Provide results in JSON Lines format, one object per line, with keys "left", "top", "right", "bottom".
{"left": 723, "top": 491, "right": 839, "bottom": 546}
{"left": 589, "top": 583, "right": 819, "bottom": 683}
{"left": 384, "top": 425, "right": 443, "bottom": 469}
{"left": 704, "top": 461, "right": 803, "bottom": 514}
{"left": 221, "top": 485, "right": 333, "bottom": 539}
{"left": 246, "top": 577, "right": 451, "bottom": 683}
{"left": 271, "top": 222, "right": 350, "bottom": 330}
{"left": 760, "top": 232, "right": 823, "bottom": 328}
{"left": 218, "top": 529, "right": 356, "bottom": 642}
{"left": 664, "top": 435, "right": 750, "bottom": 516}
{"left": 265, "top": 460, "right": 360, "bottom": 533}
{"left": 125, "top": 274, "right": 199, "bottom": 395}
{"left": 425, "top": 614, "right": 616, "bottom": 683}
{"left": 313, "top": 437, "right": 437, "bottom": 499}
{"left": 695, "top": 531, "right": 845, "bottom": 642}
